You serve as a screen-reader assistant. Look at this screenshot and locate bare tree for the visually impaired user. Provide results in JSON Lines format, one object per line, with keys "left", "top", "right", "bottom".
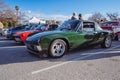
{"left": 0, "top": 1, "right": 27, "bottom": 27}
{"left": 88, "top": 12, "right": 105, "bottom": 23}
{"left": 14, "top": 6, "right": 29, "bottom": 23}
{"left": 106, "top": 12, "right": 119, "bottom": 20}
{"left": 18, "top": 12, "right": 28, "bottom": 21}
{"left": 0, "top": 0, "right": 17, "bottom": 21}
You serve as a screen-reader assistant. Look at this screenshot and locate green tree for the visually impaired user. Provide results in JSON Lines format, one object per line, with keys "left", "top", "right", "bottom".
{"left": 15, "top": 6, "right": 19, "bottom": 14}
{"left": 15, "top": 6, "right": 19, "bottom": 22}
{"left": 3, "top": 22, "right": 8, "bottom": 28}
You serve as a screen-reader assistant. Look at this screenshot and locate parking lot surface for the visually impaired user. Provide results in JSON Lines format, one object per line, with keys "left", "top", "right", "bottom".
{"left": 0, "top": 37, "right": 120, "bottom": 80}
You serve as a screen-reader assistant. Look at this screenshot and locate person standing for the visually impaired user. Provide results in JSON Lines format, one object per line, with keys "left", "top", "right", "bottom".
{"left": 78, "top": 13, "right": 82, "bottom": 20}
{"left": 71, "top": 12, "right": 77, "bottom": 20}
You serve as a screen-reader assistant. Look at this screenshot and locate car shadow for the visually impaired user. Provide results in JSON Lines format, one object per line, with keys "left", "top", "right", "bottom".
{"left": 0, "top": 40, "right": 24, "bottom": 47}
{"left": 0, "top": 36, "right": 9, "bottom": 40}
{"left": 0, "top": 44, "right": 120, "bottom": 65}
{"left": 0, "top": 50, "right": 41, "bottom": 65}
{"left": 48, "top": 46, "right": 120, "bottom": 62}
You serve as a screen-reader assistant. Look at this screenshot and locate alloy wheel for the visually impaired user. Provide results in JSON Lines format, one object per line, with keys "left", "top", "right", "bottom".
{"left": 50, "top": 39, "right": 66, "bottom": 57}
{"left": 105, "top": 36, "right": 112, "bottom": 48}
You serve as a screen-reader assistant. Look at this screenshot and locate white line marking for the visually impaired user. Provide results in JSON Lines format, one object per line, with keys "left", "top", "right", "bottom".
{"left": 31, "top": 54, "right": 93, "bottom": 75}
{"left": 103, "top": 50, "right": 120, "bottom": 53}
{"left": 0, "top": 41, "right": 13, "bottom": 42}
{"left": 31, "top": 45, "right": 120, "bottom": 75}
{"left": 0, "top": 46, "right": 25, "bottom": 49}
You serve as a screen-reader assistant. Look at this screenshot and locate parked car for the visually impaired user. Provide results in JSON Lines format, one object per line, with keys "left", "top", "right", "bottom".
{"left": 14, "top": 24, "right": 58, "bottom": 43}
{"left": 0, "top": 22, "right": 3, "bottom": 36}
{"left": 6, "top": 25, "right": 27, "bottom": 39}
{"left": 101, "top": 21, "right": 120, "bottom": 41}
{"left": 25, "top": 20, "right": 113, "bottom": 58}
{"left": 0, "top": 28, "right": 2, "bottom": 36}
{"left": 2, "top": 28, "right": 8, "bottom": 36}
{"left": 14, "top": 24, "right": 38, "bottom": 35}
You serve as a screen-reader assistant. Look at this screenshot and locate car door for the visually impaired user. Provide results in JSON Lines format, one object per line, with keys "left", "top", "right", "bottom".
{"left": 94, "top": 22, "right": 105, "bottom": 42}
{"left": 81, "top": 21, "right": 101, "bottom": 44}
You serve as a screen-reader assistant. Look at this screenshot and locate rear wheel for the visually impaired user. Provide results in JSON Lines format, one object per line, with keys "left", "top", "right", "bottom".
{"left": 115, "top": 34, "right": 120, "bottom": 41}
{"left": 49, "top": 39, "right": 67, "bottom": 58}
{"left": 101, "top": 35, "right": 112, "bottom": 48}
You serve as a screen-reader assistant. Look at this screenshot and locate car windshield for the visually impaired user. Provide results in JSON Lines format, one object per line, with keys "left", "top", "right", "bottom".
{"left": 48, "top": 24, "right": 58, "bottom": 31}
{"left": 57, "top": 20, "right": 80, "bottom": 31}
{"left": 101, "top": 22, "right": 119, "bottom": 27}
{"left": 24, "top": 25, "right": 32, "bottom": 30}
{"left": 30, "top": 24, "right": 38, "bottom": 30}
{"left": 35, "top": 24, "right": 48, "bottom": 30}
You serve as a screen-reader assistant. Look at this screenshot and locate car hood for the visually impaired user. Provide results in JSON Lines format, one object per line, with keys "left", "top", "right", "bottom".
{"left": 14, "top": 30, "right": 39, "bottom": 36}
{"left": 26, "top": 30, "right": 66, "bottom": 43}
{"left": 32, "top": 30, "right": 63, "bottom": 37}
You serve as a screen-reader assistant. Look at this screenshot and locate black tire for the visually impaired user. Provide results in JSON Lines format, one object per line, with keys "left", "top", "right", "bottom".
{"left": 101, "top": 35, "right": 112, "bottom": 48}
{"left": 115, "top": 35, "right": 120, "bottom": 41}
{"left": 0, "top": 33, "right": 2, "bottom": 36}
{"left": 49, "top": 39, "right": 67, "bottom": 58}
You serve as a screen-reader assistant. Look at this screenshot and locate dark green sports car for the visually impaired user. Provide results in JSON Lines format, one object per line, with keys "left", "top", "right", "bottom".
{"left": 25, "top": 20, "right": 113, "bottom": 58}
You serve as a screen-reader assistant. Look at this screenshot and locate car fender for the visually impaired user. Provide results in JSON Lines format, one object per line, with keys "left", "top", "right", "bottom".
{"left": 40, "top": 34, "right": 70, "bottom": 51}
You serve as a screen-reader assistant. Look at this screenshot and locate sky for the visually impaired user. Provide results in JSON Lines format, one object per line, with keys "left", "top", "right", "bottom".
{"left": 4, "top": 0, "right": 120, "bottom": 20}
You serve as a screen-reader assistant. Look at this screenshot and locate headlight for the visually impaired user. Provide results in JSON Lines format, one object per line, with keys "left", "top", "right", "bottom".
{"left": 38, "top": 37, "right": 43, "bottom": 44}
{"left": 36, "top": 45, "right": 42, "bottom": 51}
{"left": 38, "top": 39, "right": 41, "bottom": 44}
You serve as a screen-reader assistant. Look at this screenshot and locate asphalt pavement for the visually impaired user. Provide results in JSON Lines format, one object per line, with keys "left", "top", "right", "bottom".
{"left": 0, "top": 37, "right": 120, "bottom": 80}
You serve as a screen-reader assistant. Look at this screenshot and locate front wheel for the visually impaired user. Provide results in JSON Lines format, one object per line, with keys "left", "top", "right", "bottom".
{"left": 49, "top": 39, "right": 67, "bottom": 58}
{"left": 101, "top": 35, "right": 112, "bottom": 48}
{"left": 118, "top": 34, "right": 120, "bottom": 41}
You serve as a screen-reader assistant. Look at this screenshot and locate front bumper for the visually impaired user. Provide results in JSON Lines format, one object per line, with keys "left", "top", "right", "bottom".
{"left": 25, "top": 43, "right": 48, "bottom": 55}
{"left": 14, "top": 37, "right": 22, "bottom": 42}
{"left": 26, "top": 43, "right": 42, "bottom": 51}
{"left": 6, "top": 34, "right": 14, "bottom": 39}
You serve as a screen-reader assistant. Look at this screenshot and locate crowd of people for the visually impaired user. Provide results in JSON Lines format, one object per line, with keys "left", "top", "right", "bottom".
{"left": 71, "top": 12, "right": 83, "bottom": 20}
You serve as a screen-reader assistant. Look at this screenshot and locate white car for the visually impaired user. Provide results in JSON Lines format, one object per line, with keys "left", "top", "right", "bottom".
{"left": 2, "top": 28, "right": 8, "bottom": 36}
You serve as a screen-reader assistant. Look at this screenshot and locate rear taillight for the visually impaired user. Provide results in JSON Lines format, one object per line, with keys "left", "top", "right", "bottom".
{"left": 112, "top": 26, "right": 118, "bottom": 33}
{"left": 15, "top": 32, "right": 19, "bottom": 34}
{"left": 111, "top": 26, "right": 116, "bottom": 29}
{"left": 21, "top": 34, "right": 26, "bottom": 37}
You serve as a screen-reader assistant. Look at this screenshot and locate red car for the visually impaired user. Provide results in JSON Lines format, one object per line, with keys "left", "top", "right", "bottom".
{"left": 101, "top": 21, "right": 120, "bottom": 41}
{"left": 13, "top": 24, "right": 58, "bottom": 43}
